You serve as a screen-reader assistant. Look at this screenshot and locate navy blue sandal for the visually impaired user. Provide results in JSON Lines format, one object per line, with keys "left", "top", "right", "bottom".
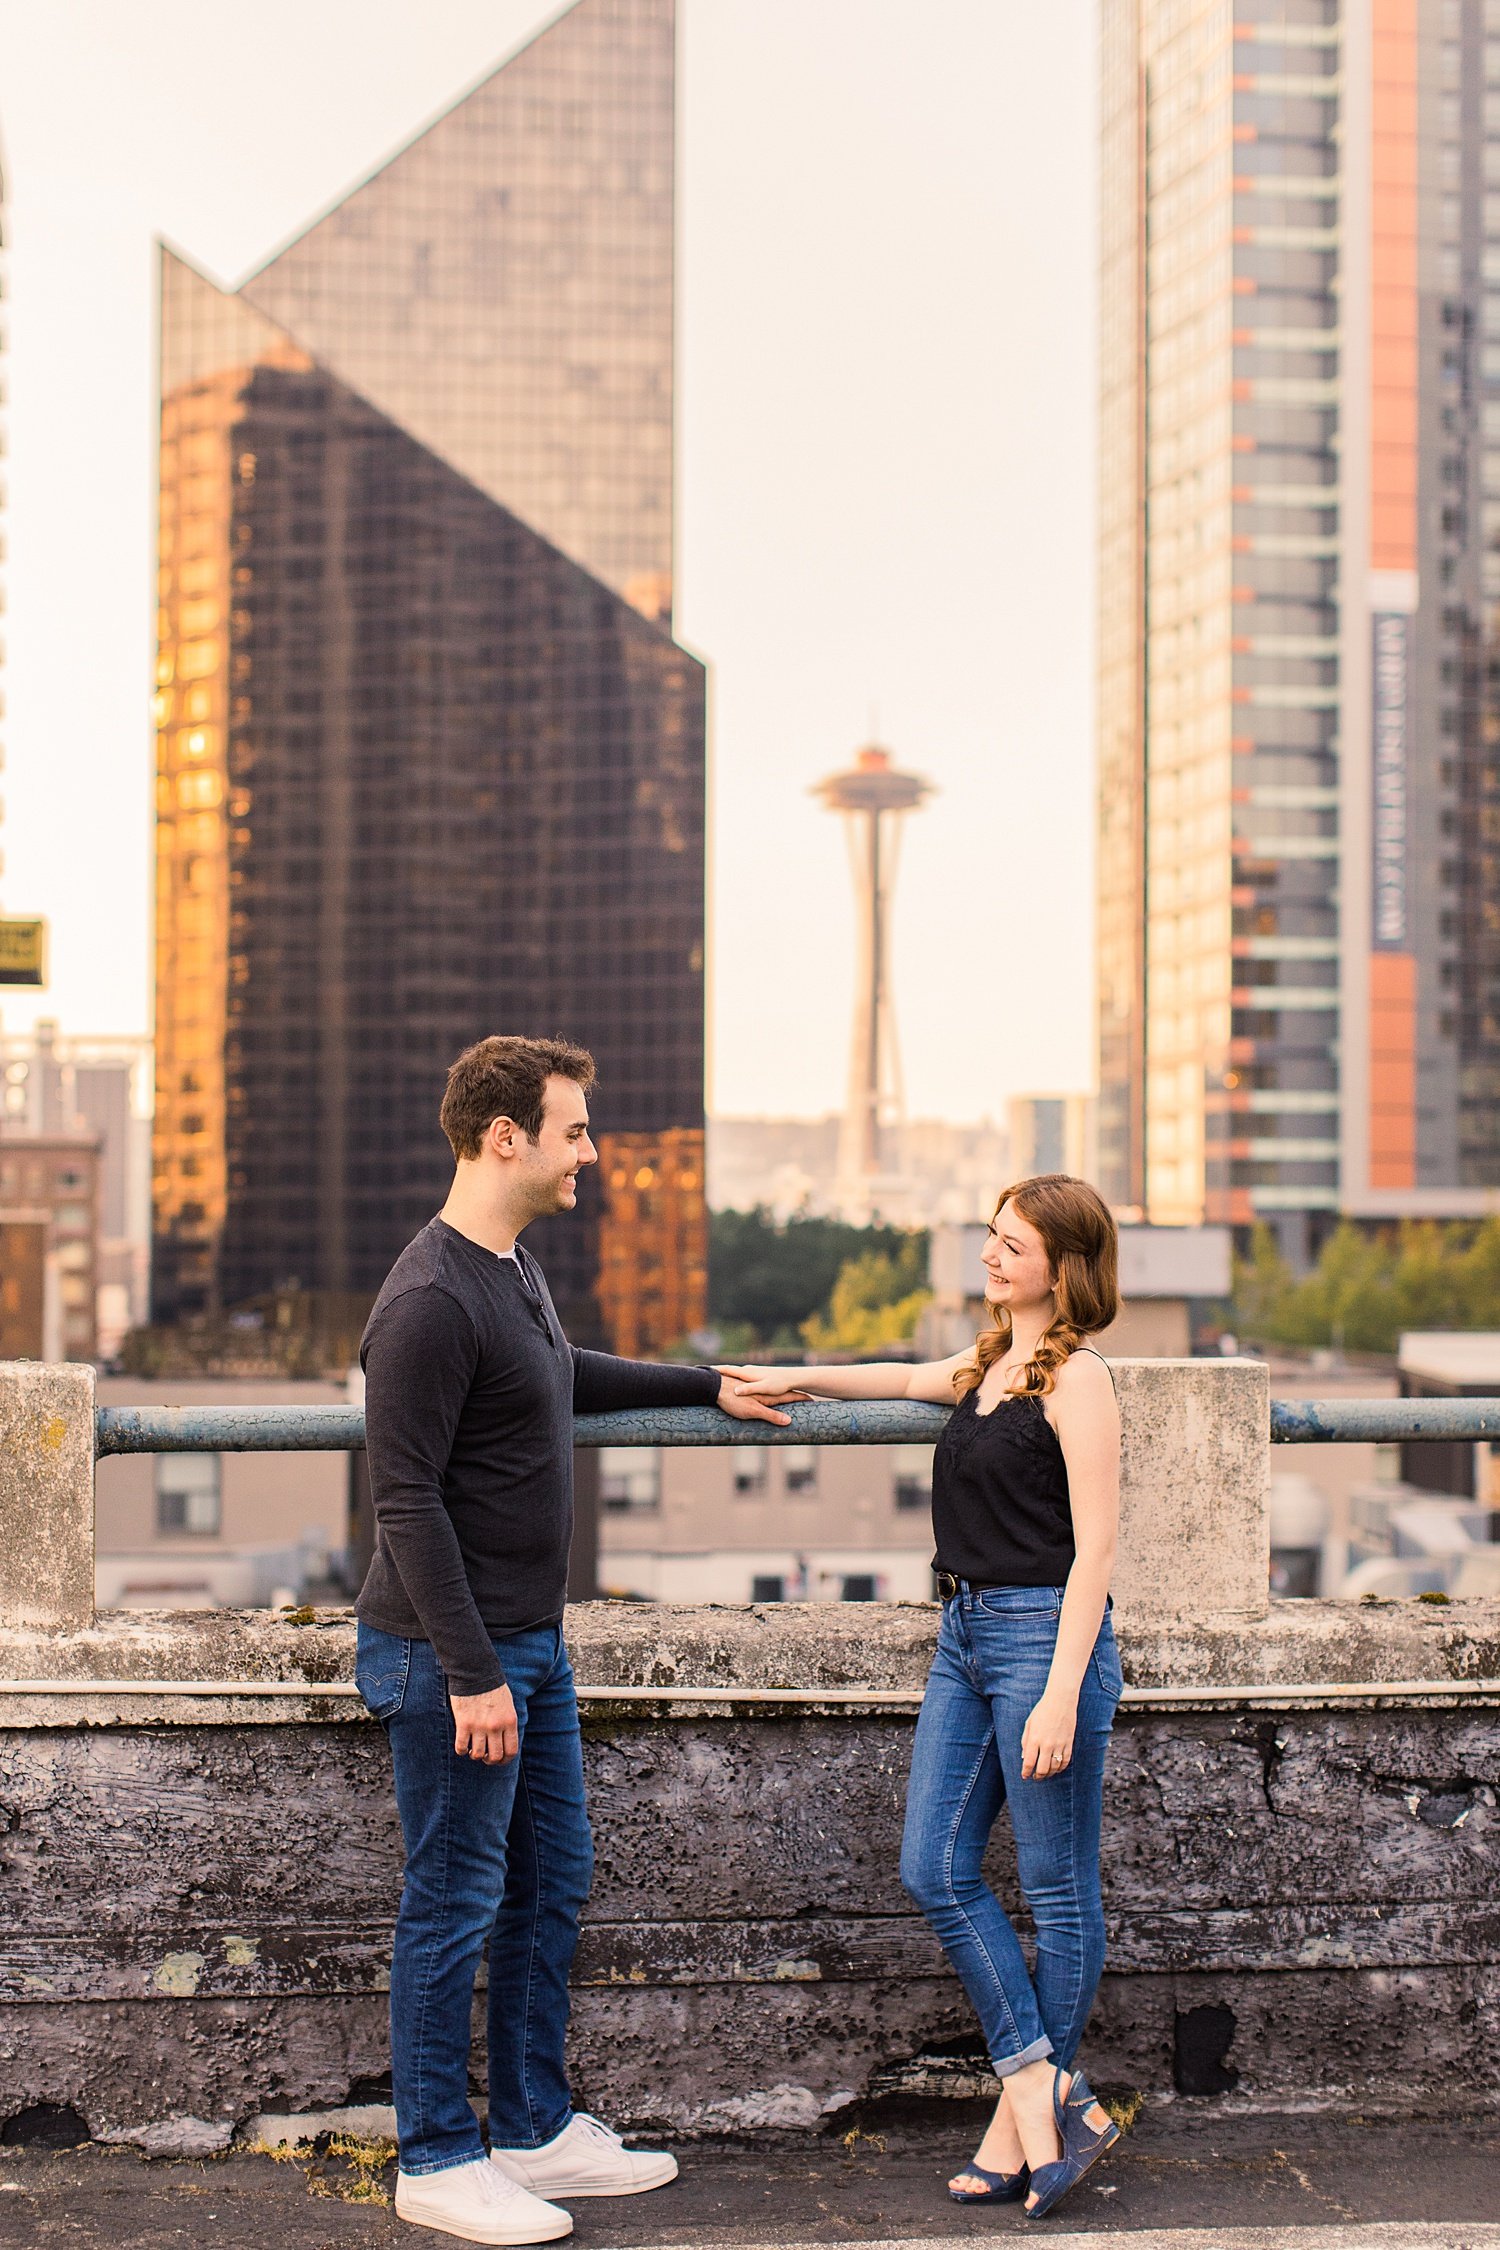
{"left": 1022, "top": 2069, "right": 1119, "bottom": 2220}
{"left": 949, "top": 2160, "right": 1029, "bottom": 2205}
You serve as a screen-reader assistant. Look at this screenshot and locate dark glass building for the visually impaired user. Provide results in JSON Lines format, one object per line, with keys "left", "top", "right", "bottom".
{"left": 152, "top": 0, "right": 707, "bottom": 1348}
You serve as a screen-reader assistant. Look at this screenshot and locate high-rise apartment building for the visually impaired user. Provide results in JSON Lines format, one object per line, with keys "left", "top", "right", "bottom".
{"left": 1099, "top": 0, "right": 1500, "bottom": 1258}
{"left": 152, "top": 0, "right": 708, "bottom": 1347}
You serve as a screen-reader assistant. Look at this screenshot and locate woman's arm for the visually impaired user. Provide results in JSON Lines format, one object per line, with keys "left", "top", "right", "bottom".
{"left": 1019, "top": 1350, "right": 1120, "bottom": 1780}
{"left": 719, "top": 1350, "right": 973, "bottom": 1407}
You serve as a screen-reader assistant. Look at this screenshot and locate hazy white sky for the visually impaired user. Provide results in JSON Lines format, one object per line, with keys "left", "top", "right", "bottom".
{"left": 0, "top": 0, "right": 1097, "bottom": 1121}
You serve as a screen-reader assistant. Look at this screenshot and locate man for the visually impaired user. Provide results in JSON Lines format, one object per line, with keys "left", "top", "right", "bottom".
{"left": 356, "top": 1035, "right": 788, "bottom": 2246}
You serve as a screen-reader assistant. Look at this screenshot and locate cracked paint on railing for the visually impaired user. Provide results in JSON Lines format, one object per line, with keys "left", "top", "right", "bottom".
{"left": 97, "top": 1392, "right": 1500, "bottom": 1456}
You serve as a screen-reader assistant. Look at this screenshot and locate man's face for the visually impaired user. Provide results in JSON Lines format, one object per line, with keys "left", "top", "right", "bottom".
{"left": 515, "top": 1075, "right": 598, "bottom": 1216}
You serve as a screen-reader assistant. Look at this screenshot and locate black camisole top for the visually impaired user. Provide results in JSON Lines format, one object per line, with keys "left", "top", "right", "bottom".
{"left": 930, "top": 1353, "right": 1107, "bottom": 1588}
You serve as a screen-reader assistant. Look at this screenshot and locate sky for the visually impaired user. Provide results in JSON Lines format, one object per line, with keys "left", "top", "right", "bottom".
{"left": 0, "top": 0, "right": 1097, "bottom": 1123}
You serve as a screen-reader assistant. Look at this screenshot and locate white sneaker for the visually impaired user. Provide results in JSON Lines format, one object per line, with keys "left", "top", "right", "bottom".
{"left": 395, "top": 2155, "right": 573, "bottom": 2244}
{"left": 490, "top": 2112, "right": 679, "bottom": 2200}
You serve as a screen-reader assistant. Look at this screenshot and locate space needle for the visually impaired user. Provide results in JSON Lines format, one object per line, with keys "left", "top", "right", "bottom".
{"left": 812, "top": 743, "right": 935, "bottom": 1218}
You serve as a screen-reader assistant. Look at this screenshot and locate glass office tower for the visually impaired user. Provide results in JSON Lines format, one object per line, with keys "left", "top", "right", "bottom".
{"left": 152, "top": 0, "right": 707, "bottom": 1347}
{"left": 1098, "top": 0, "right": 1500, "bottom": 1258}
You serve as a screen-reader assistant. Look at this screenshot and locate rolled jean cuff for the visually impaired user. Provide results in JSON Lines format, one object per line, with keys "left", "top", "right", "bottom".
{"left": 993, "top": 2034, "right": 1054, "bottom": 2079}
{"left": 401, "top": 2147, "right": 487, "bottom": 2177}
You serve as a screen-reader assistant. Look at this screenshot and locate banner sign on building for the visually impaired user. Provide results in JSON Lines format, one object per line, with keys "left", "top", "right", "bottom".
{"left": 0, "top": 917, "right": 47, "bottom": 987}
{"left": 1371, "top": 611, "right": 1409, "bottom": 950}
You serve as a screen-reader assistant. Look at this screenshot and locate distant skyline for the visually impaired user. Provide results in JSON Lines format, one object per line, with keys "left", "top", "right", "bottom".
{"left": 0, "top": 0, "right": 1097, "bottom": 1122}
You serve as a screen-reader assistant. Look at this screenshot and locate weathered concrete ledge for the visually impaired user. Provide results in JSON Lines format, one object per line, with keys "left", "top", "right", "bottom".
{"left": 1, "top": 1597, "right": 1499, "bottom": 1730}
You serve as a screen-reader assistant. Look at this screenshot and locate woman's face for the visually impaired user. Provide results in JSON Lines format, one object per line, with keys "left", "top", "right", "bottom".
{"left": 980, "top": 1199, "right": 1057, "bottom": 1314}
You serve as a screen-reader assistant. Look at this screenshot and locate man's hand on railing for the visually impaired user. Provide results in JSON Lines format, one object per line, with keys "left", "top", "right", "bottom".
{"left": 714, "top": 1371, "right": 806, "bottom": 1425}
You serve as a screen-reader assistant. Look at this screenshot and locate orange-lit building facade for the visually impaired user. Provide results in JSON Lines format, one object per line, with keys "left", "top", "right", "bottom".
{"left": 152, "top": 0, "right": 707, "bottom": 1349}
{"left": 1099, "top": 0, "right": 1500, "bottom": 1257}
{"left": 595, "top": 1128, "right": 709, "bottom": 1360}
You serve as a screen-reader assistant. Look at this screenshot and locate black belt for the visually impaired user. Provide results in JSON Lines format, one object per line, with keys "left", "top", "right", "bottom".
{"left": 936, "top": 1572, "right": 1106, "bottom": 1610}
{"left": 935, "top": 1571, "right": 1004, "bottom": 1601}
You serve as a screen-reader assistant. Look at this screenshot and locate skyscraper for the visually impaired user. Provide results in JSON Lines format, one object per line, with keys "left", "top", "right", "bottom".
{"left": 152, "top": 0, "right": 707, "bottom": 1348}
{"left": 1098, "top": 0, "right": 1500, "bottom": 1259}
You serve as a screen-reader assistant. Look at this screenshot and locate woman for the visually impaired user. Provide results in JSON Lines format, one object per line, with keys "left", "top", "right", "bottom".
{"left": 725, "top": 1174, "right": 1123, "bottom": 2221}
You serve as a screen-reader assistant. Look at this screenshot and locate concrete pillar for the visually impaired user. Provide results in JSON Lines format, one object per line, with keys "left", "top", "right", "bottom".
{"left": 1111, "top": 1358, "right": 1269, "bottom": 1625}
{"left": 0, "top": 1360, "right": 95, "bottom": 1631}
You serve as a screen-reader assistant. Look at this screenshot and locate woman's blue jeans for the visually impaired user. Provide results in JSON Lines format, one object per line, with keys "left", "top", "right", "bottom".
{"left": 899, "top": 1584, "right": 1122, "bottom": 2077}
{"left": 355, "top": 1621, "right": 593, "bottom": 2176}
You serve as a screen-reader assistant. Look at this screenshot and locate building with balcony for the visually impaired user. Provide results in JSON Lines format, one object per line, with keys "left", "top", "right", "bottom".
{"left": 1099, "top": 0, "right": 1500, "bottom": 1260}
{"left": 151, "top": 0, "right": 707, "bottom": 1349}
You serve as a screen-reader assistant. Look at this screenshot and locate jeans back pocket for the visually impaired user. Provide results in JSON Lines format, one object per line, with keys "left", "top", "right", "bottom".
{"left": 354, "top": 1625, "right": 411, "bottom": 1722}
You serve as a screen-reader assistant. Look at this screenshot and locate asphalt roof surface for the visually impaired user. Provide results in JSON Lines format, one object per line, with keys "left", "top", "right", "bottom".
{"left": 0, "top": 2103, "right": 1496, "bottom": 2248}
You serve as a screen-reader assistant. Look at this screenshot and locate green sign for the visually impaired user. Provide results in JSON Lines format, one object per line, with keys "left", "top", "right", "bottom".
{"left": 0, "top": 918, "right": 47, "bottom": 987}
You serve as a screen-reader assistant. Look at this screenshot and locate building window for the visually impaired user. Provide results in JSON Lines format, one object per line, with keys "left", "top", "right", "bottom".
{"left": 751, "top": 1574, "right": 785, "bottom": 1603}
{"left": 782, "top": 1445, "right": 817, "bottom": 1494}
{"left": 599, "top": 1446, "right": 660, "bottom": 1514}
{"left": 841, "top": 1574, "right": 879, "bottom": 1602}
{"left": 732, "top": 1446, "right": 768, "bottom": 1496}
{"left": 156, "top": 1453, "right": 221, "bottom": 1536}
{"left": 893, "top": 1444, "right": 934, "bottom": 1511}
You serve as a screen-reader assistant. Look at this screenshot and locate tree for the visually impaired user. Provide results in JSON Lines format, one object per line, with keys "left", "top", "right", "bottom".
{"left": 801, "top": 1239, "right": 932, "bottom": 1354}
{"left": 708, "top": 1207, "right": 927, "bottom": 1351}
{"left": 1233, "top": 1215, "right": 1500, "bottom": 1355}
{"left": 1233, "top": 1223, "right": 1294, "bottom": 1343}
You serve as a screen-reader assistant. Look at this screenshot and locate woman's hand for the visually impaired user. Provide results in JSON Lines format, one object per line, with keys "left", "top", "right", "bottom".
{"left": 714, "top": 1375, "right": 799, "bottom": 1426}
{"left": 1021, "top": 1688, "right": 1078, "bottom": 1780}
{"left": 715, "top": 1364, "right": 813, "bottom": 1405}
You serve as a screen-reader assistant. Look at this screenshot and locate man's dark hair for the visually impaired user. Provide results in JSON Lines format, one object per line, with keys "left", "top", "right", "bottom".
{"left": 440, "top": 1036, "right": 596, "bottom": 1160}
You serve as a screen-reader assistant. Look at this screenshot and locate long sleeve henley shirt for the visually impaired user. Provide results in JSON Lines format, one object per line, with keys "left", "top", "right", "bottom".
{"left": 354, "top": 1216, "right": 720, "bottom": 1693}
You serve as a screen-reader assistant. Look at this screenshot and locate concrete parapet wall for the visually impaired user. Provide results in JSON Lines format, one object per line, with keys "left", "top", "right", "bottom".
{"left": 0, "top": 1362, "right": 94, "bottom": 1634}
{"left": 13, "top": 1358, "right": 1272, "bottom": 1633}
{"left": 1110, "top": 1357, "right": 1269, "bottom": 1624}
{"left": 0, "top": 1600, "right": 1497, "bottom": 2140}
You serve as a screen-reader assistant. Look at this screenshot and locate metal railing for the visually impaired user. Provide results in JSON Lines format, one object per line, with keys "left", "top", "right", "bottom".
{"left": 92, "top": 1395, "right": 1500, "bottom": 1455}
{"left": 94, "top": 1399, "right": 950, "bottom": 1454}
{"left": 1268, "top": 1396, "right": 1500, "bottom": 1443}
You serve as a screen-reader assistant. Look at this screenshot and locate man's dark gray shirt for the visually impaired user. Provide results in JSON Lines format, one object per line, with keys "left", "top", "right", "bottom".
{"left": 355, "top": 1217, "right": 720, "bottom": 1694}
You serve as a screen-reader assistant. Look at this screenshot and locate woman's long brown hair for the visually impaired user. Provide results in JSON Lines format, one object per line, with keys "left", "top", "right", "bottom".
{"left": 953, "top": 1174, "right": 1120, "bottom": 1402}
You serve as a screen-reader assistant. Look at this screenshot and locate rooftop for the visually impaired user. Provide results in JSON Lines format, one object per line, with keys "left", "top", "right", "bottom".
{"left": 1, "top": 2106, "right": 1498, "bottom": 2249}
{"left": 1400, "top": 1329, "right": 1500, "bottom": 1387}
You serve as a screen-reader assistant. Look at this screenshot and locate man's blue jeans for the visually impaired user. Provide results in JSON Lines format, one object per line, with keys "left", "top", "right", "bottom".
{"left": 355, "top": 1621, "right": 593, "bottom": 2176}
{"left": 899, "top": 1584, "right": 1122, "bottom": 2077}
